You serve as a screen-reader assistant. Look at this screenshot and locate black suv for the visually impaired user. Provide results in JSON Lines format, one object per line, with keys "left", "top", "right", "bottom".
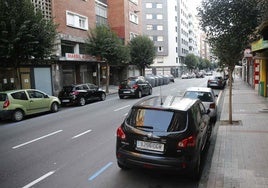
{"left": 58, "top": 83, "right": 106, "bottom": 106}
{"left": 116, "top": 96, "right": 211, "bottom": 180}
{"left": 118, "top": 76, "right": 152, "bottom": 99}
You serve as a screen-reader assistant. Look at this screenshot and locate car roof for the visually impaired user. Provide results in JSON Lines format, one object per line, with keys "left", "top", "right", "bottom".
{"left": 132, "top": 96, "right": 198, "bottom": 112}
{"left": 0, "top": 89, "right": 38, "bottom": 94}
{"left": 185, "top": 87, "right": 213, "bottom": 92}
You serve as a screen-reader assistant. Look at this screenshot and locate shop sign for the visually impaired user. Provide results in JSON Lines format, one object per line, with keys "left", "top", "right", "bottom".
{"left": 251, "top": 38, "right": 268, "bottom": 52}
{"left": 65, "top": 53, "right": 94, "bottom": 61}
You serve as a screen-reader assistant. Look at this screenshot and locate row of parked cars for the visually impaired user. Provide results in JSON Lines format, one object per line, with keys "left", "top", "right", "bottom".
{"left": 116, "top": 86, "right": 218, "bottom": 180}
{"left": 0, "top": 83, "right": 107, "bottom": 122}
{"left": 118, "top": 75, "right": 174, "bottom": 99}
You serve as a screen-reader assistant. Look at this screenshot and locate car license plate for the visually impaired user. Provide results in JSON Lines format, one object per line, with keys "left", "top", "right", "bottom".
{"left": 123, "top": 91, "right": 131, "bottom": 94}
{"left": 62, "top": 99, "right": 70, "bottom": 102}
{"left": 136, "top": 140, "right": 164, "bottom": 152}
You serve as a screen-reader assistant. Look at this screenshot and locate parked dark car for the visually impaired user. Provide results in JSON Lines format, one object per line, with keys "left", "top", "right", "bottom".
{"left": 207, "top": 76, "right": 226, "bottom": 89}
{"left": 58, "top": 83, "right": 106, "bottom": 106}
{"left": 118, "top": 76, "right": 152, "bottom": 99}
{"left": 116, "top": 96, "right": 211, "bottom": 180}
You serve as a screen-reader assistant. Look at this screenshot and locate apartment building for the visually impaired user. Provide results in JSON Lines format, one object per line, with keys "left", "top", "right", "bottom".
{"left": 142, "top": 0, "right": 191, "bottom": 77}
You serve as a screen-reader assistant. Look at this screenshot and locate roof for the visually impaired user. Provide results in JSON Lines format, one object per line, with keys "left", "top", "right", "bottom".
{"left": 132, "top": 96, "right": 198, "bottom": 112}
{"left": 185, "top": 87, "right": 213, "bottom": 93}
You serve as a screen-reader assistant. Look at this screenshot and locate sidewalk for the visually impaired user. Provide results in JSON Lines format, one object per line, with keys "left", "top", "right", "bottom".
{"left": 200, "top": 78, "right": 268, "bottom": 188}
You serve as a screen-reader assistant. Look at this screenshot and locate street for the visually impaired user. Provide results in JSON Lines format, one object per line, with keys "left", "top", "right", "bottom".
{"left": 0, "top": 77, "right": 223, "bottom": 188}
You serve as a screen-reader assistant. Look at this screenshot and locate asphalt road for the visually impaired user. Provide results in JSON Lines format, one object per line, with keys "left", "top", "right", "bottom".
{"left": 0, "top": 76, "right": 223, "bottom": 188}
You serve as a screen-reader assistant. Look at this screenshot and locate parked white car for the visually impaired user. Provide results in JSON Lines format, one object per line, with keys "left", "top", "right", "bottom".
{"left": 182, "top": 87, "right": 218, "bottom": 122}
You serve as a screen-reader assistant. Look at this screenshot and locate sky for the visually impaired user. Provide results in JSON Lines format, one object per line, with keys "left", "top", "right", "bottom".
{"left": 188, "top": 0, "right": 202, "bottom": 16}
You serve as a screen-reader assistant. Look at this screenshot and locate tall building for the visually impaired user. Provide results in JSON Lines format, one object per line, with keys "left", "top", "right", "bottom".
{"left": 142, "top": 0, "right": 194, "bottom": 77}
{"left": 108, "top": 0, "right": 142, "bottom": 44}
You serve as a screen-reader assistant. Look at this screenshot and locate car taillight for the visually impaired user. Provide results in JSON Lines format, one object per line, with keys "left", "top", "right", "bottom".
{"left": 209, "top": 103, "right": 216, "bottom": 109}
{"left": 3, "top": 99, "right": 10, "bottom": 108}
{"left": 71, "top": 91, "right": 79, "bottom": 95}
{"left": 117, "top": 126, "right": 126, "bottom": 140}
{"left": 177, "top": 135, "right": 196, "bottom": 148}
{"left": 132, "top": 84, "right": 138, "bottom": 89}
{"left": 118, "top": 85, "right": 122, "bottom": 89}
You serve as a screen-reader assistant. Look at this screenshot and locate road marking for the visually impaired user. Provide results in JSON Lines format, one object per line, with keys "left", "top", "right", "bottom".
{"left": 88, "top": 162, "right": 113, "bottom": 181}
{"left": 72, "top": 129, "right": 92, "bottom": 139}
{"left": 12, "top": 130, "right": 63, "bottom": 149}
{"left": 22, "top": 171, "right": 55, "bottom": 188}
{"left": 114, "top": 105, "right": 130, "bottom": 112}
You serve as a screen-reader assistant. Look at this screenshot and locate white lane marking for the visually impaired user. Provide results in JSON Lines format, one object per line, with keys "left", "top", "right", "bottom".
{"left": 12, "top": 130, "right": 63, "bottom": 149}
{"left": 72, "top": 129, "right": 92, "bottom": 139}
{"left": 22, "top": 171, "right": 55, "bottom": 188}
{"left": 114, "top": 105, "right": 130, "bottom": 112}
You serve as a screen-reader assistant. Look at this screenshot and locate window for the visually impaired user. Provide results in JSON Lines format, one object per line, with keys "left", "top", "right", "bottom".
{"left": 157, "top": 25, "right": 163, "bottom": 30}
{"left": 157, "top": 36, "right": 163, "bottom": 41}
{"left": 146, "top": 3, "right": 152, "bottom": 8}
{"left": 147, "top": 25, "right": 153, "bottom": 30}
{"left": 11, "top": 91, "right": 28, "bottom": 100}
{"left": 156, "top": 3, "right": 163, "bottom": 8}
{"left": 146, "top": 14, "right": 153, "bottom": 19}
{"left": 66, "top": 11, "right": 88, "bottom": 30}
{"left": 129, "top": 13, "right": 138, "bottom": 24}
{"left": 156, "top": 14, "right": 163, "bottom": 20}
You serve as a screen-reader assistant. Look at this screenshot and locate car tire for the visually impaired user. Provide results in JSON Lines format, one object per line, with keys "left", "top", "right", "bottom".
{"left": 136, "top": 91, "right": 142, "bottom": 98}
{"left": 78, "top": 97, "right": 86, "bottom": 106}
{"left": 119, "top": 95, "right": 124, "bottom": 99}
{"left": 51, "top": 102, "right": 59, "bottom": 112}
{"left": 12, "top": 109, "right": 24, "bottom": 122}
{"left": 100, "top": 93, "right": 106, "bottom": 101}
{"left": 149, "top": 88, "right": 152, "bottom": 95}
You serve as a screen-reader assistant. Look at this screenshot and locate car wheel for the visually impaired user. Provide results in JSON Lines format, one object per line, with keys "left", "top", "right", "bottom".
{"left": 51, "top": 102, "right": 59, "bottom": 112}
{"left": 136, "top": 91, "right": 142, "bottom": 98}
{"left": 119, "top": 95, "right": 124, "bottom": 99}
{"left": 190, "top": 152, "right": 201, "bottom": 181}
{"left": 78, "top": 97, "right": 86, "bottom": 106}
{"left": 100, "top": 93, "right": 106, "bottom": 101}
{"left": 117, "top": 162, "right": 129, "bottom": 170}
{"left": 12, "top": 109, "right": 24, "bottom": 122}
{"left": 149, "top": 88, "right": 152, "bottom": 95}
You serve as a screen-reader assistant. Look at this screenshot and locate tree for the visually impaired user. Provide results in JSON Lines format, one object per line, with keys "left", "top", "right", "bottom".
{"left": 0, "top": 0, "right": 57, "bottom": 89}
{"left": 128, "top": 35, "right": 156, "bottom": 76}
{"left": 184, "top": 53, "right": 198, "bottom": 71}
{"left": 86, "top": 25, "right": 130, "bottom": 93}
{"left": 198, "top": 0, "right": 260, "bottom": 124}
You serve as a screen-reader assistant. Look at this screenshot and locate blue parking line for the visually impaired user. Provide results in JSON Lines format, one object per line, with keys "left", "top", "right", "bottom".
{"left": 88, "top": 162, "right": 113, "bottom": 181}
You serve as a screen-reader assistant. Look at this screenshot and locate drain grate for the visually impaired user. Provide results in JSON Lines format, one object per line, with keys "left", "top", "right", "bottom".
{"left": 219, "top": 120, "right": 242, "bottom": 126}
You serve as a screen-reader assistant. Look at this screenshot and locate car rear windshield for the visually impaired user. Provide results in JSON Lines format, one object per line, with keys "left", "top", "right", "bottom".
{"left": 184, "top": 91, "right": 213, "bottom": 102}
{"left": 121, "top": 80, "right": 136, "bottom": 87}
{"left": 126, "top": 108, "right": 187, "bottom": 132}
{"left": 62, "top": 86, "right": 74, "bottom": 92}
{"left": 0, "top": 93, "right": 7, "bottom": 101}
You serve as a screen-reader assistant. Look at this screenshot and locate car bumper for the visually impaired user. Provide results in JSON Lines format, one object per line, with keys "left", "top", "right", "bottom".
{"left": 118, "top": 90, "right": 137, "bottom": 96}
{"left": 0, "top": 110, "right": 13, "bottom": 120}
{"left": 116, "top": 149, "right": 196, "bottom": 171}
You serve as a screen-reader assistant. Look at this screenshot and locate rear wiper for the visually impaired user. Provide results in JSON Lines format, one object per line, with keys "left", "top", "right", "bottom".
{"left": 133, "top": 126, "right": 153, "bottom": 129}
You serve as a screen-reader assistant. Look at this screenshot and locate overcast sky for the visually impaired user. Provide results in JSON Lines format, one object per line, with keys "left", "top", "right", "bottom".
{"left": 188, "top": 0, "right": 202, "bottom": 15}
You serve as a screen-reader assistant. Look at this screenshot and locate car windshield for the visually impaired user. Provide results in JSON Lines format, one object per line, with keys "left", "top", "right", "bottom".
{"left": 126, "top": 108, "right": 187, "bottom": 132}
{"left": 0, "top": 93, "right": 7, "bottom": 101}
{"left": 184, "top": 91, "right": 213, "bottom": 102}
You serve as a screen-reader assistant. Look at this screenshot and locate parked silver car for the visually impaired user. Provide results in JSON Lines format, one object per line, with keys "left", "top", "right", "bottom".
{"left": 183, "top": 87, "right": 218, "bottom": 122}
